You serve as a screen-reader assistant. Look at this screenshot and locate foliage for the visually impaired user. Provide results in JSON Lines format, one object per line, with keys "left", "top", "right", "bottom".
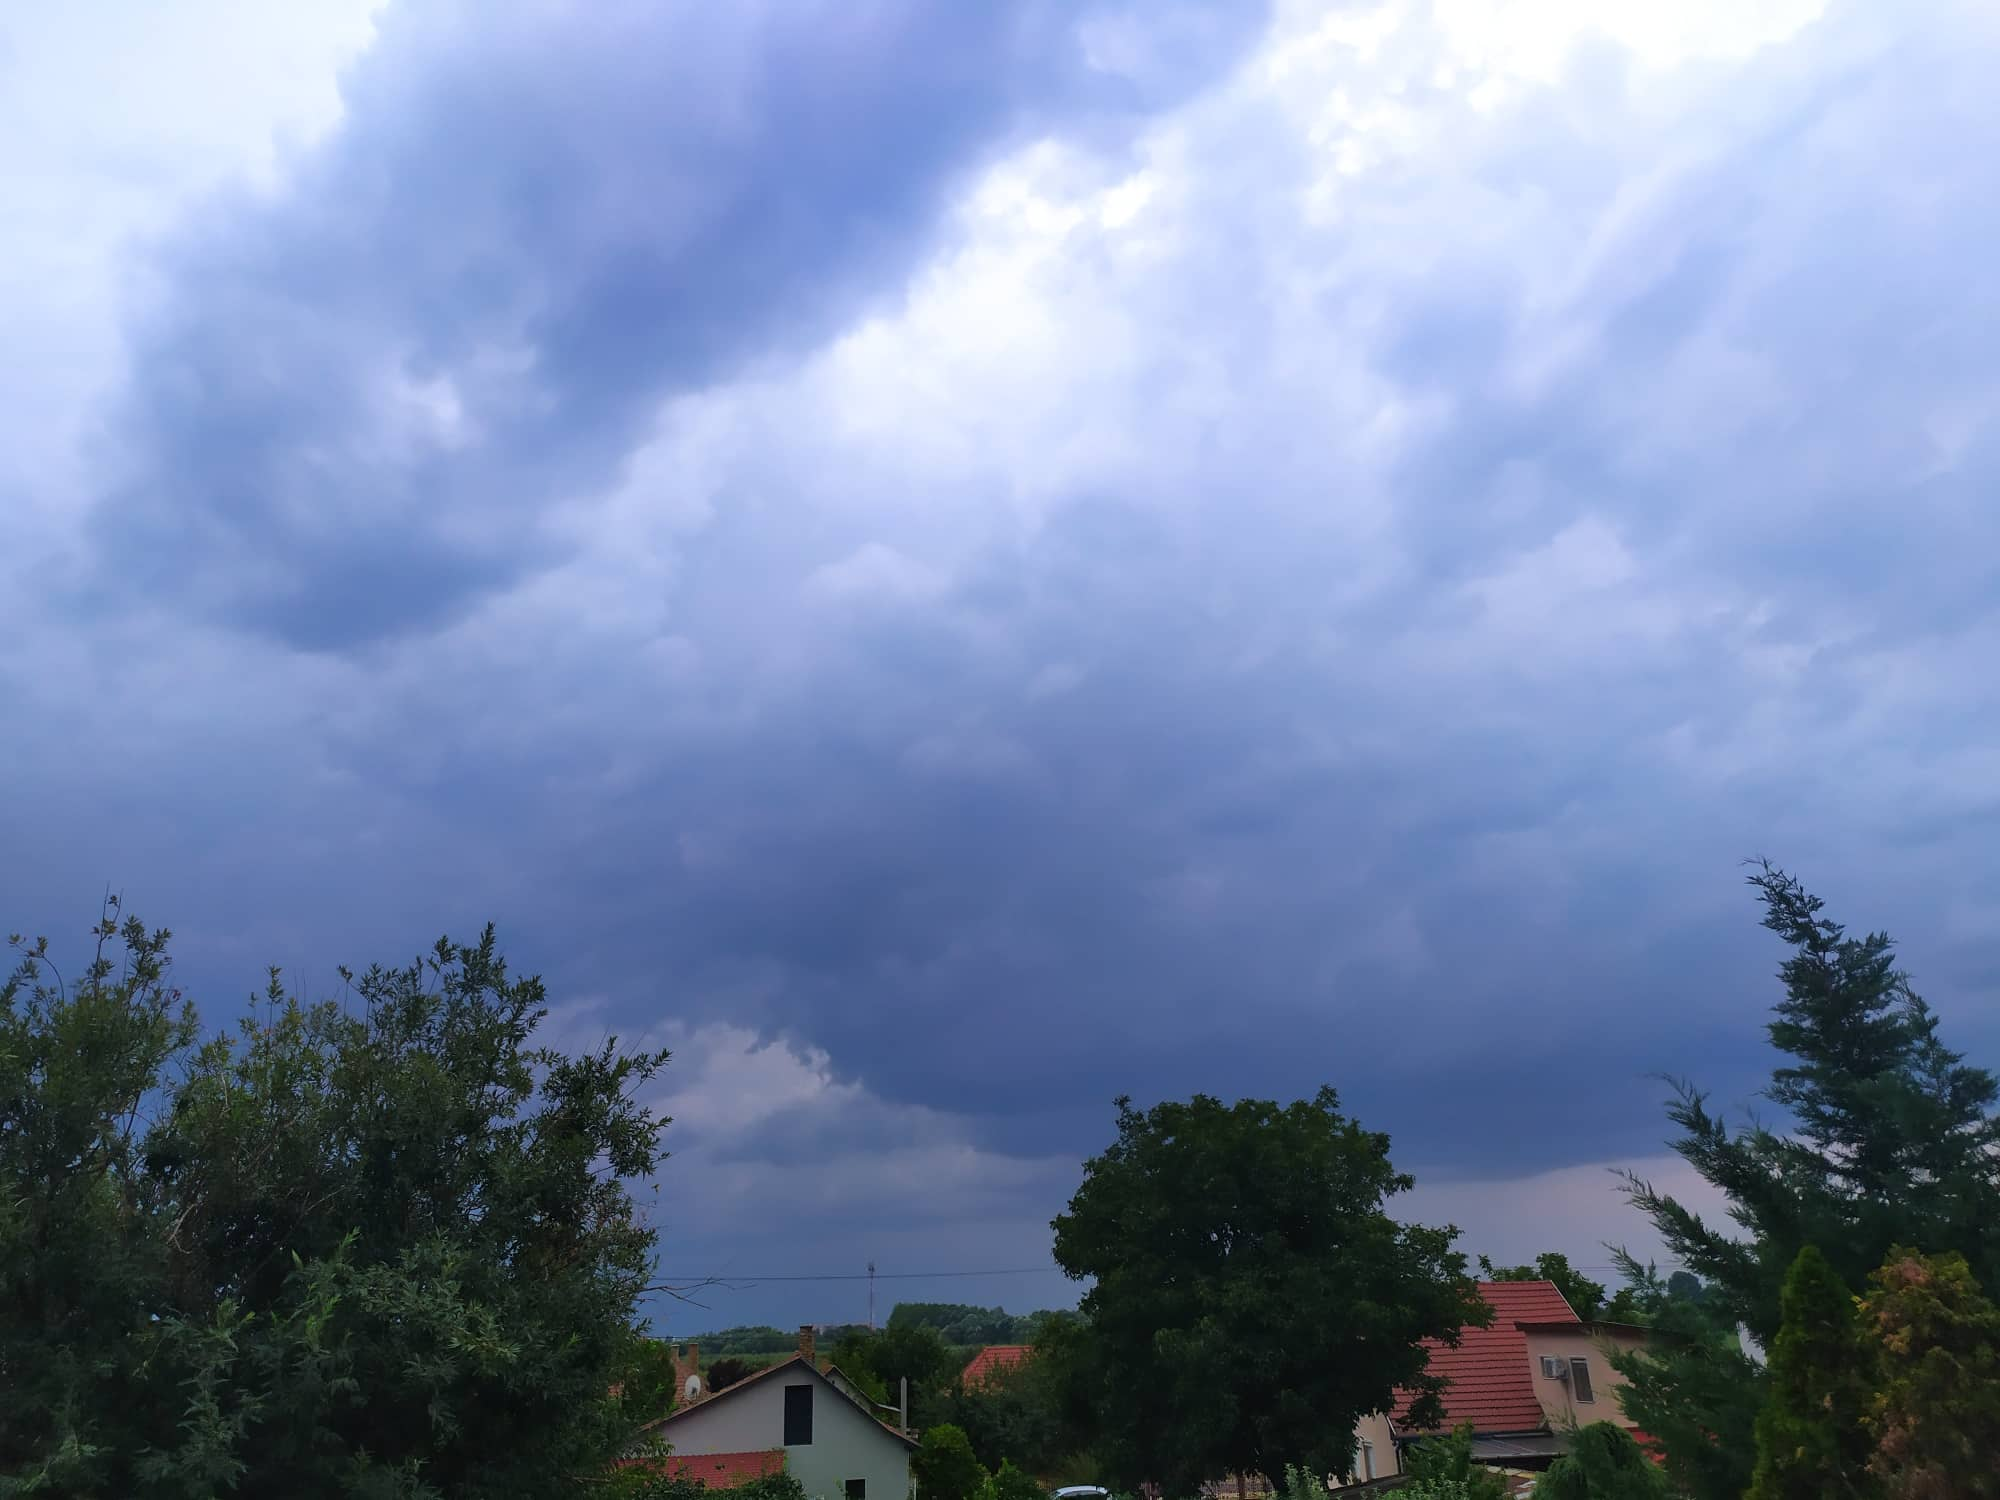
{"left": 1478, "top": 1252, "right": 1606, "bottom": 1321}
{"left": 607, "top": 1471, "right": 810, "bottom": 1500}
{"left": 1861, "top": 1247, "right": 2000, "bottom": 1498}
{"left": 735, "top": 1473, "right": 812, "bottom": 1500}
{"left": 827, "top": 1330, "right": 891, "bottom": 1404}
{"left": 1599, "top": 1262, "right": 1719, "bottom": 1327}
{"left": 1277, "top": 1462, "right": 1327, "bottom": 1500}
{"left": 1396, "top": 1485, "right": 1473, "bottom": 1500}
{"left": 841, "top": 1323, "right": 963, "bottom": 1431}
{"left": 1615, "top": 863, "right": 2000, "bottom": 1500}
{"left": 1400, "top": 1425, "right": 1507, "bottom": 1500}
{"left": 1050, "top": 1088, "right": 1487, "bottom": 1494}
{"left": 676, "top": 1326, "right": 809, "bottom": 1356}
{"left": 0, "top": 910, "right": 672, "bottom": 1499}
{"left": 914, "top": 1424, "right": 987, "bottom": 1500}
{"left": 612, "top": 1336, "right": 681, "bottom": 1424}
{"left": 982, "top": 1459, "right": 1044, "bottom": 1500}
{"left": 1538, "top": 1423, "right": 1670, "bottom": 1500}
{"left": 932, "top": 1314, "right": 1101, "bottom": 1478}
{"left": 1747, "top": 1246, "right": 1877, "bottom": 1500}
{"left": 891, "top": 1304, "right": 1052, "bottom": 1346}
{"left": 0, "top": 908, "right": 195, "bottom": 1495}
{"left": 705, "top": 1356, "right": 761, "bottom": 1393}
{"left": 871, "top": 1324, "right": 958, "bottom": 1399}
{"left": 601, "top": 1467, "right": 712, "bottom": 1500}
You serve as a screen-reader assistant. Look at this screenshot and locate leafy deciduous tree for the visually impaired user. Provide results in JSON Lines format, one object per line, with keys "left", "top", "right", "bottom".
{"left": 0, "top": 909, "right": 193, "bottom": 1494}
{"left": 914, "top": 1424, "right": 987, "bottom": 1500}
{"left": 1051, "top": 1089, "right": 1487, "bottom": 1494}
{"left": 1, "top": 913, "right": 675, "bottom": 1499}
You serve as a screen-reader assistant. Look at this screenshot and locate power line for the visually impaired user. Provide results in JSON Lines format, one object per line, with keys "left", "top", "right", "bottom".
{"left": 654, "top": 1266, "right": 1067, "bottom": 1284}
{"left": 651, "top": 1262, "right": 1679, "bottom": 1286}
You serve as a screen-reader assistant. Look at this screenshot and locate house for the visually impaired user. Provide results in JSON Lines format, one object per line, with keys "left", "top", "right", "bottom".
{"left": 1337, "top": 1280, "right": 1656, "bottom": 1487}
{"left": 960, "top": 1344, "right": 1031, "bottom": 1388}
{"left": 634, "top": 1327, "right": 917, "bottom": 1498}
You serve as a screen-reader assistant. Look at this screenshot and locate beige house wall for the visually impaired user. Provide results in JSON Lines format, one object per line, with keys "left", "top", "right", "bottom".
{"left": 1342, "top": 1410, "right": 1400, "bottom": 1486}
{"left": 1522, "top": 1327, "right": 1646, "bottom": 1431}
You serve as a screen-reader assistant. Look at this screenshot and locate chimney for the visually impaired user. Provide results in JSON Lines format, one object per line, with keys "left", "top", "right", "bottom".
{"left": 797, "top": 1325, "right": 816, "bottom": 1364}
{"left": 671, "top": 1342, "right": 704, "bottom": 1405}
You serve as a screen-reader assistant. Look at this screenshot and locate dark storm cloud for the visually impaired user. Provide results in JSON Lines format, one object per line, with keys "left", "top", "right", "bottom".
{"left": 480, "top": 0, "right": 2000, "bottom": 1173}
{"left": 8, "top": 0, "right": 2000, "bottom": 1319}
{"left": 93, "top": 0, "right": 1270, "bottom": 649}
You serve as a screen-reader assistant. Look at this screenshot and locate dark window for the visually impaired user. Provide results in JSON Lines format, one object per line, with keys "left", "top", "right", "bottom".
{"left": 846, "top": 1482, "right": 866, "bottom": 1500}
{"left": 784, "top": 1384, "right": 814, "bottom": 1445}
{"left": 1570, "top": 1358, "right": 1595, "bottom": 1403}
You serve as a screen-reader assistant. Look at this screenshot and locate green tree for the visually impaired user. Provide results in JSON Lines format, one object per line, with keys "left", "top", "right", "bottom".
{"left": 870, "top": 1323, "right": 960, "bottom": 1429}
{"left": 705, "top": 1356, "right": 761, "bottom": 1392}
{"left": 0, "top": 907, "right": 193, "bottom": 1494}
{"left": 891, "top": 1304, "right": 1047, "bottom": 1346}
{"left": 1861, "top": 1248, "right": 2000, "bottom": 1498}
{"left": 941, "top": 1335, "right": 1076, "bottom": 1476}
{"left": 914, "top": 1424, "right": 987, "bottom": 1500}
{"left": 1400, "top": 1425, "right": 1506, "bottom": 1500}
{"left": 680, "top": 1326, "right": 796, "bottom": 1356}
{"left": 982, "top": 1459, "right": 1043, "bottom": 1500}
{"left": 1616, "top": 864, "right": 2000, "bottom": 1500}
{"left": 1050, "top": 1089, "right": 1487, "bottom": 1494}
{"left": 612, "top": 1335, "right": 682, "bottom": 1425}
{"left": 1478, "top": 1252, "right": 1607, "bottom": 1320}
{"left": 1538, "top": 1422, "right": 1669, "bottom": 1500}
{"left": 1, "top": 912, "right": 674, "bottom": 1498}
{"left": 1747, "top": 1246, "right": 1877, "bottom": 1500}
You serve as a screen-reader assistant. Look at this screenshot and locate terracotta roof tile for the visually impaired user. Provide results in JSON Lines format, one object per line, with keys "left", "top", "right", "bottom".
{"left": 1392, "top": 1281, "right": 1578, "bottom": 1435}
{"left": 961, "top": 1345, "right": 1031, "bottom": 1387}
{"left": 626, "top": 1450, "right": 785, "bottom": 1488}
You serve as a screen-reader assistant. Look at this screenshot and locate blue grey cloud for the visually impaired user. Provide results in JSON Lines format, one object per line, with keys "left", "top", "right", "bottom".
{"left": 92, "top": 0, "right": 1269, "bottom": 649}
{"left": 6, "top": 0, "right": 2000, "bottom": 1323}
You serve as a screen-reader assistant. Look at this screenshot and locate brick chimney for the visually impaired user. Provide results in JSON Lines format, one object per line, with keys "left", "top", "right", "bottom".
{"left": 797, "top": 1325, "right": 816, "bottom": 1364}
{"left": 671, "top": 1341, "right": 704, "bottom": 1404}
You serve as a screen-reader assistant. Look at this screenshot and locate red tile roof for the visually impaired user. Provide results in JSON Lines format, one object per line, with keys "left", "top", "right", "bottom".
{"left": 628, "top": 1451, "right": 784, "bottom": 1488}
{"left": 961, "top": 1344, "right": 1031, "bottom": 1386}
{"left": 1393, "top": 1281, "right": 1579, "bottom": 1435}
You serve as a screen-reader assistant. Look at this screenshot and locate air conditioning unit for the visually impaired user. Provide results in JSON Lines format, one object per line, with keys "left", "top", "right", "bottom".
{"left": 1541, "top": 1356, "right": 1571, "bottom": 1380}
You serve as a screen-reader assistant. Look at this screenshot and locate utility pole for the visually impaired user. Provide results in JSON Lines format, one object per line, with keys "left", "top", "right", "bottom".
{"left": 867, "top": 1261, "right": 877, "bottom": 1330}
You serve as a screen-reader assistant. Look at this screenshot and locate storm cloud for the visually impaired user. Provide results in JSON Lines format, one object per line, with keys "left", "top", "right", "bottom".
{"left": 5, "top": 0, "right": 1999, "bottom": 1327}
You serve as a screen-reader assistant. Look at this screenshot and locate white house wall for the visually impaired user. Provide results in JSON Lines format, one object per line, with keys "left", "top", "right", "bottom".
{"left": 662, "top": 1370, "right": 911, "bottom": 1500}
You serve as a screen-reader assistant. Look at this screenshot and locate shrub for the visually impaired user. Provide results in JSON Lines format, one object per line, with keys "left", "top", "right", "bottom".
{"left": 983, "top": 1458, "right": 1044, "bottom": 1500}
{"left": 915, "top": 1424, "right": 987, "bottom": 1500}
{"left": 1539, "top": 1422, "right": 1668, "bottom": 1500}
{"left": 1401, "top": 1424, "right": 1507, "bottom": 1500}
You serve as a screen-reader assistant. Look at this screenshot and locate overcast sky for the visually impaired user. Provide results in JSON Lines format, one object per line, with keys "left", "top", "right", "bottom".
{"left": 5, "top": 0, "right": 1998, "bottom": 1334}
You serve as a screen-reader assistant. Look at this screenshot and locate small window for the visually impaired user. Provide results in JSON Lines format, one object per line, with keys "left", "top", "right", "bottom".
{"left": 784, "top": 1383, "right": 814, "bottom": 1445}
{"left": 1570, "top": 1357, "right": 1595, "bottom": 1403}
{"left": 846, "top": 1482, "right": 866, "bottom": 1500}
{"left": 1360, "top": 1441, "right": 1374, "bottom": 1481}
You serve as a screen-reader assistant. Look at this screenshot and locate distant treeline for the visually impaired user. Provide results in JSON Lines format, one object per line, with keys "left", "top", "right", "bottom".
{"left": 681, "top": 1304, "right": 1055, "bottom": 1355}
